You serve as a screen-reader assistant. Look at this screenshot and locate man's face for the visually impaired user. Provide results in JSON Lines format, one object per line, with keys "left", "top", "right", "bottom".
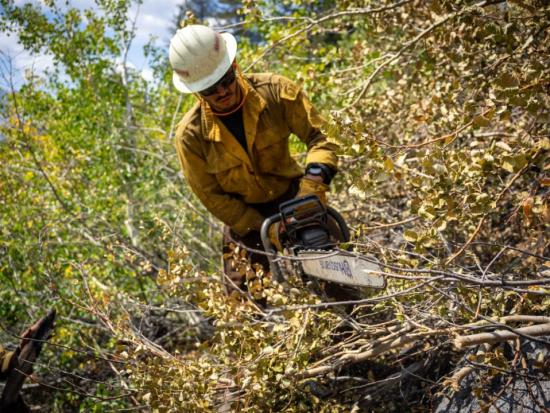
{"left": 199, "top": 66, "right": 241, "bottom": 113}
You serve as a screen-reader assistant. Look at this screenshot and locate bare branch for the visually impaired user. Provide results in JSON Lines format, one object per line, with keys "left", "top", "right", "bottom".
{"left": 454, "top": 323, "right": 550, "bottom": 349}
{"left": 339, "top": 0, "right": 502, "bottom": 112}
{"left": 244, "top": 1, "right": 413, "bottom": 72}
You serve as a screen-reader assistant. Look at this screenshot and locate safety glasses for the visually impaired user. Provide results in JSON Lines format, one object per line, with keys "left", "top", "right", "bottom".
{"left": 199, "top": 67, "right": 237, "bottom": 96}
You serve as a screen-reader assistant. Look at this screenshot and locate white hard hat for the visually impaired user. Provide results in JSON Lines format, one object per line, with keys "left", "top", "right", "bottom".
{"left": 169, "top": 25, "right": 237, "bottom": 94}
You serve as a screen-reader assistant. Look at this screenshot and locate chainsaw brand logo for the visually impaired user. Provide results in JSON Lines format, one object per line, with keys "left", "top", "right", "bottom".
{"left": 320, "top": 259, "right": 352, "bottom": 278}
{"left": 299, "top": 252, "right": 385, "bottom": 288}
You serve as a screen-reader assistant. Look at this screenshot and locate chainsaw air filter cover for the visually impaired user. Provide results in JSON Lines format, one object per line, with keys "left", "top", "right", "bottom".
{"left": 278, "top": 195, "right": 338, "bottom": 250}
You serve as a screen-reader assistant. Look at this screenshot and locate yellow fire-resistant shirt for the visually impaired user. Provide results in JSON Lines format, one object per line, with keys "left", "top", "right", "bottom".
{"left": 174, "top": 73, "right": 338, "bottom": 235}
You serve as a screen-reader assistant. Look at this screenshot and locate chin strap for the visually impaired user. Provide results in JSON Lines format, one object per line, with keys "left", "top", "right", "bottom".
{"left": 211, "top": 92, "right": 247, "bottom": 116}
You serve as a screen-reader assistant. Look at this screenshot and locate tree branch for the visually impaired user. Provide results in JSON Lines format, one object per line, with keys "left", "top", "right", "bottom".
{"left": 453, "top": 323, "right": 550, "bottom": 350}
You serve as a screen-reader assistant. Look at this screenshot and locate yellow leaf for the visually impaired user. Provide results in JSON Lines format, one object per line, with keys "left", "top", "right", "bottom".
{"left": 496, "top": 72, "right": 519, "bottom": 88}
{"left": 403, "top": 230, "right": 418, "bottom": 242}
{"left": 501, "top": 161, "right": 515, "bottom": 173}
{"left": 289, "top": 317, "right": 301, "bottom": 329}
{"left": 495, "top": 141, "right": 512, "bottom": 152}
{"left": 473, "top": 114, "right": 491, "bottom": 128}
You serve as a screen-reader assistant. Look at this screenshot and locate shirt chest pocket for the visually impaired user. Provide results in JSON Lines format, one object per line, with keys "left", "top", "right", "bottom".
{"left": 204, "top": 152, "right": 245, "bottom": 194}
{"left": 255, "top": 117, "right": 291, "bottom": 174}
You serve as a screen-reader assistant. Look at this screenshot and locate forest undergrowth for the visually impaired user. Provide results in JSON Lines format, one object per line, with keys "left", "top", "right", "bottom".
{"left": 0, "top": 0, "right": 549, "bottom": 411}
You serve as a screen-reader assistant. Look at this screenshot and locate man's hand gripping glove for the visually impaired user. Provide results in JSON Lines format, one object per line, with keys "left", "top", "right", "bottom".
{"left": 296, "top": 177, "right": 330, "bottom": 206}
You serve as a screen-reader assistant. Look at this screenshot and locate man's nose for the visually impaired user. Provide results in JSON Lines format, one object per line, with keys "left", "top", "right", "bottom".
{"left": 216, "top": 84, "right": 229, "bottom": 96}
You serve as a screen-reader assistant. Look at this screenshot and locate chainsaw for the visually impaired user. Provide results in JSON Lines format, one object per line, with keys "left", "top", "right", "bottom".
{"left": 260, "top": 195, "right": 386, "bottom": 289}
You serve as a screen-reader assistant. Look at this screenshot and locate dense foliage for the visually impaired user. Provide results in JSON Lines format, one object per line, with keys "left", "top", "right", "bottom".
{"left": 1, "top": 0, "right": 548, "bottom": 411}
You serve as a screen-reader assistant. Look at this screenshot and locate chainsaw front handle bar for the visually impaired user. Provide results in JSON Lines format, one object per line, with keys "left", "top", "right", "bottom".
{"left": 260, "top": 214, "right": 282, "bottom": 255}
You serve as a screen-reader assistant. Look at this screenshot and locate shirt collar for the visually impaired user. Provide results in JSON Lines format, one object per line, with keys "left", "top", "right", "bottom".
{"left": 200, "top": 74, "right": 266, "bottom": 142}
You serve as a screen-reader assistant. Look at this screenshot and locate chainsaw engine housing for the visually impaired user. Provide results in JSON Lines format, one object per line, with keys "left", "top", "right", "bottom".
{"left": 260, "top": 196, "right": 385, "bottom": 288}
{"left": 277, "top": 195, "right": 349, "bottom": 251}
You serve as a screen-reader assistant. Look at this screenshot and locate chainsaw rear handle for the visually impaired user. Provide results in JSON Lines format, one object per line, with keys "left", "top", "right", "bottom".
{"left": 260, "top": 214, "right": 284, "bottom": 281}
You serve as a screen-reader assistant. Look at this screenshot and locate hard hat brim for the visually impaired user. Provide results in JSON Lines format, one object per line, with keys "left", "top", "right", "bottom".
{"left": 172, "top": 32, "right": 237, "bottom": 94}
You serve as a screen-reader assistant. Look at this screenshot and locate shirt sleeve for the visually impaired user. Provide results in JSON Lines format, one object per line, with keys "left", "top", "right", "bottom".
{"left": 175, "top": 131, "right": 264, "bottom": 236}
{"left": 276, "top": 76, "right": 339, "bottom": 172}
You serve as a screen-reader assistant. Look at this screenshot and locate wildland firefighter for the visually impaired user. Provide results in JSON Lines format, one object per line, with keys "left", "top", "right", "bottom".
{"left": 170, "top": 25, "right": 338, "bottom": 292}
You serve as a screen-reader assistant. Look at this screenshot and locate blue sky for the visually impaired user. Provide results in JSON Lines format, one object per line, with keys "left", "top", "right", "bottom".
{"left": 1, "top": 0, "right": 183, "bottom": 86}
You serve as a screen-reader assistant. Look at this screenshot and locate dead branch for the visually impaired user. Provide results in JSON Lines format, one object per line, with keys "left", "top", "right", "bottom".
{"left": 298, "top": 328, "right": 449, "bottom": 379}
{"left": 443, "top": 343, "right": 495, "bottom": 391}
{"left": 453, "top": 323, "right": 550, "bottom": 350}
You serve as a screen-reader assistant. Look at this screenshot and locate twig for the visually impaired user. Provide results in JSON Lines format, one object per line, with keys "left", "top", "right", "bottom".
{"left": 363, "top": 216, "right": 418, "bottom": 230}
{"left": 168, "top": 94, "right": 183, "bottom": 141}
{"left": 443, "top": 343, "right": 495, "bottom": 390}
{"left": 475, "top": 246, "right": 508, "bottom": 317}
{"left": 445, "top": 149, "right": 538, "bottom": 264}
{"left": 244, "top": 1, "right": 413, "bottom": 72}
{"left": 339, "top": 0, "right": 498, "bottom": 112}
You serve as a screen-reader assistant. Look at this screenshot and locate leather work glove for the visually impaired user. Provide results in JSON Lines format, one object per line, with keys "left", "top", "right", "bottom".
{"left": 268, "top": 222, "right": 283, "bottom": 252}
{"left": 296, "top": 177, "right": 330, "bottom": 205}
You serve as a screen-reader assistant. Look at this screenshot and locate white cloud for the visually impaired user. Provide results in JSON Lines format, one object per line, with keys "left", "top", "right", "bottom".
{"left": 0, "top": 31, "right": 55, "bottom": 89}
{"left": 141, "top": 68, "right": 154, "bottom": 82}
{"left": 2, "top": 0, "right": 182, "bottom": 85}
{"left": 125, "top": 0, "right": 181, "bottom": 70}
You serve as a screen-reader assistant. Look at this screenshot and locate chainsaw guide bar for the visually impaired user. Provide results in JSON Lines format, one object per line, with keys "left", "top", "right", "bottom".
{"left": 297, "top": 250, "right": 386, "bottom": 288}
